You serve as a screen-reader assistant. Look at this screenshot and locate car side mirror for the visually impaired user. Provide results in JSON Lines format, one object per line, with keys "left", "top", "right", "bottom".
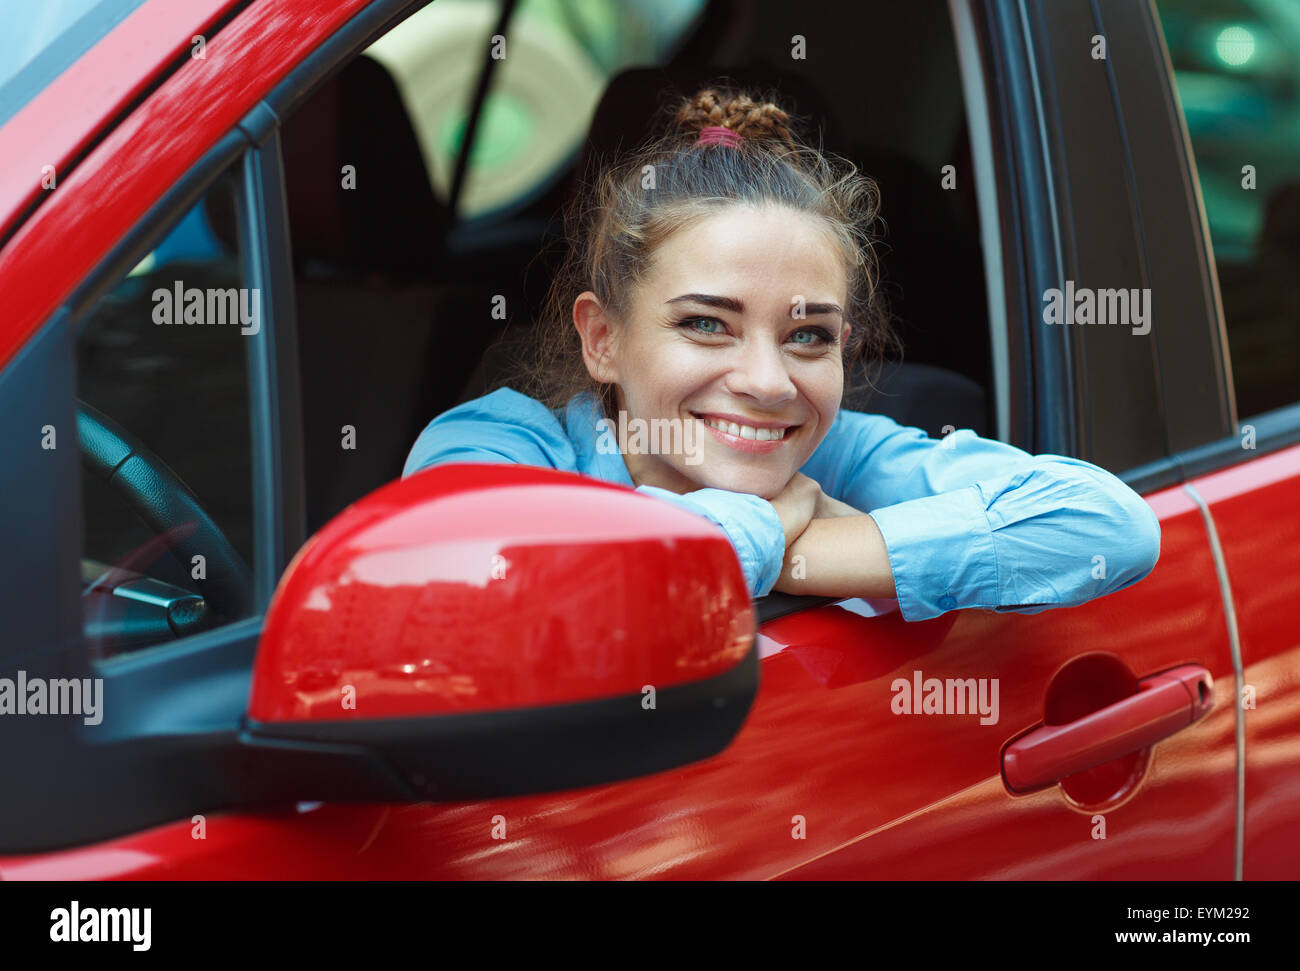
{"left": 244, "top": 463, "right": 758, "bottom": 803}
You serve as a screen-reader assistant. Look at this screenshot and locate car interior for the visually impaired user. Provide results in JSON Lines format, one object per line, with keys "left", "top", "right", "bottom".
{"left": 280, "top": 0, "right": 993, "bottom": 534}
{"left": 74, "top": 0, "right": 995, "bottom": 657}
{"left": 59, "top": 0, "right": 1300, "bottom": 664}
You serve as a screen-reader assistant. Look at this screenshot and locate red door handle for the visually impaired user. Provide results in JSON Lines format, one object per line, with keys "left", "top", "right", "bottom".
{"left": 1002, "top": 664, "right": 1214, "bottom": 793}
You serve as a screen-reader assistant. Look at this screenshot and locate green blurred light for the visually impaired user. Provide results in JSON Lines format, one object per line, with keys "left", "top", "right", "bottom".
{"left": 438, "top": 93, "right": 535, "bottom": 169}
{"left": 127, "top": 251, "right": 156, "bottom": 278}
{"left": 1215, "top": 25, "right": 1255, "bottom": 67}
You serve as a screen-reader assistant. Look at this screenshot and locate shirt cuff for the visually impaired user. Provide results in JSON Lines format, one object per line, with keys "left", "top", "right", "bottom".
{"left": 868, "top": 486, "right": 1000, "bottom": 621}
{"left": 635, "top": 485, "right": 786, "bottom": 598}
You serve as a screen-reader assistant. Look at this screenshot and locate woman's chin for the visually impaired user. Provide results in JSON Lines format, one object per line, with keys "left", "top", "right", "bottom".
{"left": 687, "top": 467, "right": 792, "bottom": 500}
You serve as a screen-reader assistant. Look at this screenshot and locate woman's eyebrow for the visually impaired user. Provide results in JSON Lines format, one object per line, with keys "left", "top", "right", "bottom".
{"left": 665, "top": 293, "right": 843, "bottom": 316}
{"left": 796, "top": 302, "right": 843, "bottom": 317}
{"left": 666, "top": 293, "right": 744, "bottom": 313}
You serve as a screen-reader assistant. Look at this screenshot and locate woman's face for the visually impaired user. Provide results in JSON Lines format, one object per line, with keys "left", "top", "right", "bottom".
{"left": 575, "top": 204, "right": 850, "bottom": 499}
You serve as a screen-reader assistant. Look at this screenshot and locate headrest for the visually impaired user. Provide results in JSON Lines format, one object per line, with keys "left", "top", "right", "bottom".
{"left": 280, "top": 57, "right": 449, "bottom": 282}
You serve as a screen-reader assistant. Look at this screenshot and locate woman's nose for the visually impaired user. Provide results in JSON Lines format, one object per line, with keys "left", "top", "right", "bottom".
{"left": 723, "top": 341, "right": 797, "bottom": 406}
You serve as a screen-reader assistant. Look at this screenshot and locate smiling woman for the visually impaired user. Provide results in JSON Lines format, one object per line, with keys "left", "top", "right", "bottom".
{"left": 403, "top": 87, "right": 1162, "bottom": 620}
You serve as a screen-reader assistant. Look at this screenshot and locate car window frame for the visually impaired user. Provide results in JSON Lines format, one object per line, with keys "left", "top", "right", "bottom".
{"left": 66, "top": 134, "right": 275, "bottom": 676}
{"left": 1117, "top": 0, "right": 1300, "bottom": 492}
{"left": 66, "top": 132, "right": 296, "bottom": 638}
{"left": 959, "top": 0, "right": 1300, "bottom": 494}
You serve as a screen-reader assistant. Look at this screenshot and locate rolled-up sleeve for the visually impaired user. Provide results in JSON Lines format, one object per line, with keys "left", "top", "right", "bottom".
{"left": 806, "top": 414, "right": 1161, "bottom": 621}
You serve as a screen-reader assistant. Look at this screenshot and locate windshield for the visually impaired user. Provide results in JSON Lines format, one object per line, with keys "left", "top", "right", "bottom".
{"left": 0, "top": 0, "right": 148, "bottom": 128}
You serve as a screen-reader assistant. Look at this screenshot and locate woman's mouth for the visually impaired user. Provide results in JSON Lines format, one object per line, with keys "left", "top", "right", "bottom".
{"left": 691, "top": 412, "right": 800, "bottom": 454}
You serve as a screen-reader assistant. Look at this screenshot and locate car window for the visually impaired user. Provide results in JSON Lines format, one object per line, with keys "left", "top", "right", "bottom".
{"left": 1155, "top": 0, "right": 1300, "bottom": 420}
{"left": 281, "top": 0, "right": 988, "bottom": 538}
{"left": 76, "top": 164, "right": 258, "bottom": 660}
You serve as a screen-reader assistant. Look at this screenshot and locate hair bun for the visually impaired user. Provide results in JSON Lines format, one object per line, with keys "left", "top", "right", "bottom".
{"left": 674, "top": 88, "right": 797, "bottom": 149}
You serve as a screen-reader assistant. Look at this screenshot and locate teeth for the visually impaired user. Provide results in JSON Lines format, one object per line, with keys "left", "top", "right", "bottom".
{"left": 701, "top": 416, "right": 787, "bottom": 441}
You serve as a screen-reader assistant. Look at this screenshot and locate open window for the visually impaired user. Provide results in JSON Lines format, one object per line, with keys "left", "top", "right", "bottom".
{"left": 278, "top": 0, "right": 995, "bottom": 539}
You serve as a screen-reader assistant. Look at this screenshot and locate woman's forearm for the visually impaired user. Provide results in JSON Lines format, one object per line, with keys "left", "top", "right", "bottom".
{"left": 773, "top": 514, "right": 897, "bottom": 599}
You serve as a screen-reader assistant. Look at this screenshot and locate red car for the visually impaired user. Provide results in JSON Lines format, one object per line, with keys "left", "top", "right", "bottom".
{"left": 0, "top": 0, "right": 1296, "bottom": 879}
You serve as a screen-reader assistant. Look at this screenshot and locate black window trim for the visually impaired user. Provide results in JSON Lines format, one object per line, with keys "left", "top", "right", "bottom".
{"left": 973, "top": 0, "right": 1067, "bottom": 459}
{"left": 261, "top": 0, "right": 429, "bottom": 122}
{"left": 238, "top": 115, "right": 307, "bottom": 604}
{"left": 1122, "top": 403, "right": 1300, "bottom": 495}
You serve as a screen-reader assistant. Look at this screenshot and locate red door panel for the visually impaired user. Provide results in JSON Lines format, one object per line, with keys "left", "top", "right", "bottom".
{"left": 1183, "top": 443, "right": 1300, "bottom": 880}
{"left": 773, "top": 487, "right": 1235, "bottom": 879}
{"left": 0, "top": 484, "right": 1235, "bottom": 879}
{"left": 0, "top": 805, "right": 390, "bottom": 880}
{"left": 305, "top": 485, "right": 1234, "bottom": 879}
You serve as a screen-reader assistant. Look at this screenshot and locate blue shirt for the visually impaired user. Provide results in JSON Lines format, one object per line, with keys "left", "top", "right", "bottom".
{"left": 402, "top": 387, "right": 1161, "bottom": 621}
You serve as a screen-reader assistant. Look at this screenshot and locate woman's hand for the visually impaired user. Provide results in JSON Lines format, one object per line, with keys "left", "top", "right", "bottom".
{"left": 771, "top": 483, "right": 896, "bottom": 599}
{"left": 768, "top": 474, "right": 864, "bottom": 548}
{"left": 813, "top": 489, "right": 866, "bottom": 520}
{"left": 767, "top": 472, "right": 825, "bottom": 548}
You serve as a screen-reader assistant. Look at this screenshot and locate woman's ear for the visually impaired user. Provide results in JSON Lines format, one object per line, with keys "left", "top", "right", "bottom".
{"left": 574, "top": 291, "right": 620, "bottom": 384}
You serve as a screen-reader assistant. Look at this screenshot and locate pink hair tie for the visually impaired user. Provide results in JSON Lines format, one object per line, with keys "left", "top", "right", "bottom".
{"left": 697, "top": 126, "right": 743, "bottom": 148}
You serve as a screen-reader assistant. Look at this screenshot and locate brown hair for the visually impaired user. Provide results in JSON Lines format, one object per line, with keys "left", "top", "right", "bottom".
{"left": 501, "top": 86, "right": 898, "bottom": 420}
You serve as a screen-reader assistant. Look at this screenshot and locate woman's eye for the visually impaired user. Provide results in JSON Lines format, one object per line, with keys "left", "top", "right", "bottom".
{"left": 789, "top": 327, "right": 834, "bottom": 346}
{"left": 677, "top": 316, "right": 726, "bottom": 335}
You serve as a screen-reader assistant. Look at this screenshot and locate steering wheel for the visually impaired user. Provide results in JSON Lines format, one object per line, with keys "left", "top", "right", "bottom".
{"left": 77, "top": 399, "right": 255, "bottom": 622}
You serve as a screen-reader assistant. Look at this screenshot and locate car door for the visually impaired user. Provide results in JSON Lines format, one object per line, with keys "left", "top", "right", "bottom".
{"left": 278, "top": 0, "right": 1237, "bottom": 879}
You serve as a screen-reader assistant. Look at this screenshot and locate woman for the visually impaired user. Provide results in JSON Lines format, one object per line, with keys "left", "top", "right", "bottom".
{"left": 403, "top": 89, "right": 1160, "bottom": 621}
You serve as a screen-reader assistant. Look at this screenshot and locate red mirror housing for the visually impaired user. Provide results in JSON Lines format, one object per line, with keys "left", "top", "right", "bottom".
{"left": 249, "top": 463, "right": 756, "bottom": 722}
